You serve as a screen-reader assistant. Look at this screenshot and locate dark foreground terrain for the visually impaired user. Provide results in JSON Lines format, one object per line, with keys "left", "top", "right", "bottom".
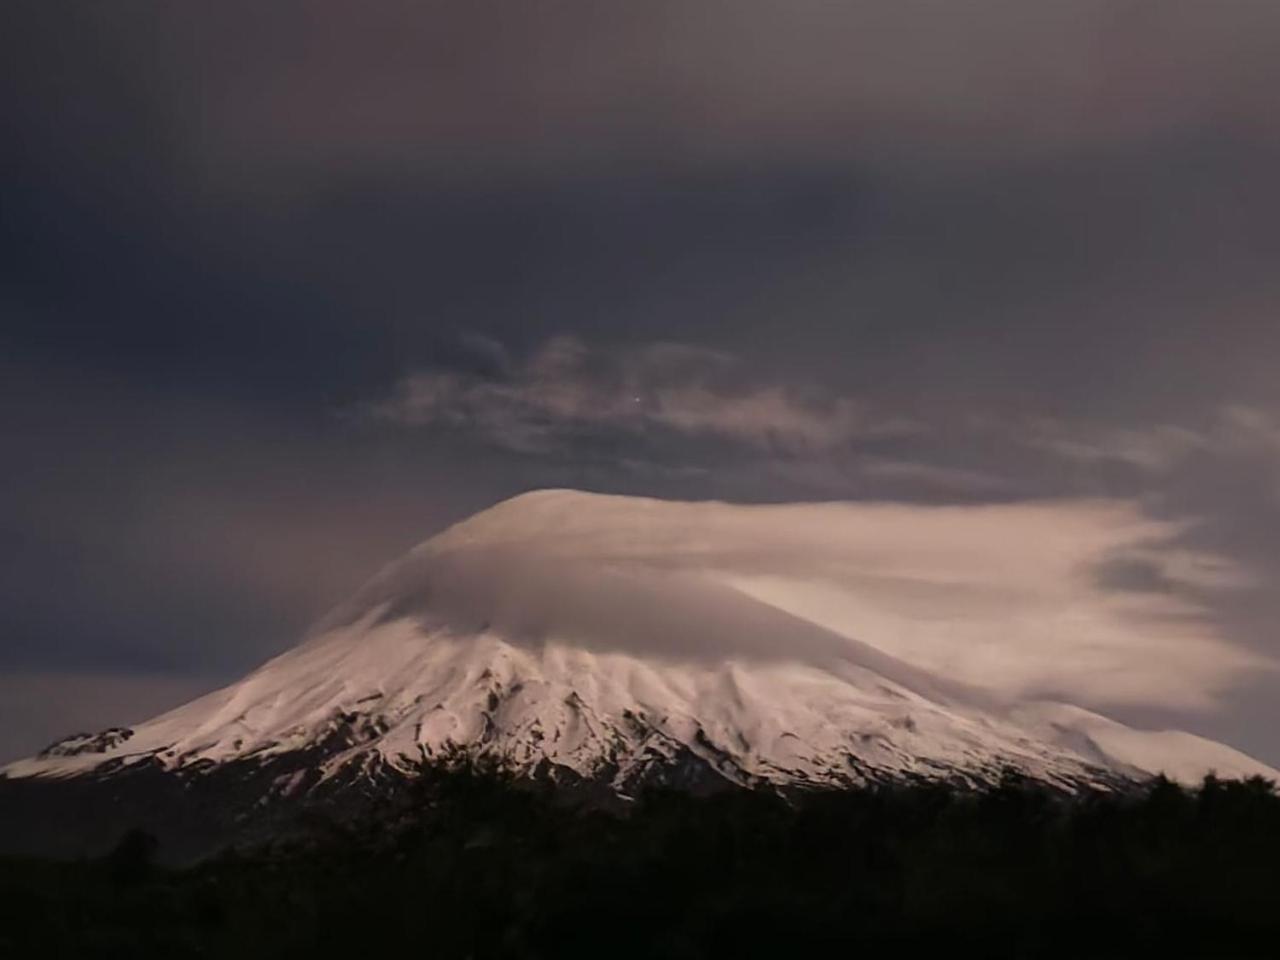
{"left": 2, "top": 768, "right": 1278, "bottom": 958}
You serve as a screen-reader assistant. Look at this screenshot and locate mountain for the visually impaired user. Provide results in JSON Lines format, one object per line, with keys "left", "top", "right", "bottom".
{"left": 2, "top": 490, "right": 1275, "bottom": 857}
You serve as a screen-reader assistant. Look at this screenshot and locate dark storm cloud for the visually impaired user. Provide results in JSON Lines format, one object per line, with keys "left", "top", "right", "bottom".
{"left": 24, "top": 1, "right": 1270, "bottom": 178}
{"left": 3, "top": 1, "right": 1280, "bottom": 760}
{"left": 7, "top": 0, "right": 1280, "bottom": 415}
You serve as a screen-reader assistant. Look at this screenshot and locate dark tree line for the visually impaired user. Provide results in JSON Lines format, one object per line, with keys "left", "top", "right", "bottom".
{"left": 2, "top": 768, "right": 1279, "bottom": 958}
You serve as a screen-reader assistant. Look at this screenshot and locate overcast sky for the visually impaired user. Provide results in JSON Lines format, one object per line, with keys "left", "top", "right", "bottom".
{"left": 3, "top": 1, "right": 1280, "bottom": 763}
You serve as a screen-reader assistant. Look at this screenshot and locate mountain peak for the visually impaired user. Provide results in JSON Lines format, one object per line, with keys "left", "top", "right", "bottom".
{"left": 6, "top": 492, "right": 1277, "bottom": 800}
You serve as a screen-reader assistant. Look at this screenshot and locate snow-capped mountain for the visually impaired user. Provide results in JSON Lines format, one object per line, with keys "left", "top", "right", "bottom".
{"left": 5, "top": 491, "right": 1276, "bottom": 805}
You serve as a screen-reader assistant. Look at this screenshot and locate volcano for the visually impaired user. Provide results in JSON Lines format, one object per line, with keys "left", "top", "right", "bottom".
{"left": 3, "top": 490, "right": 1274, "bottom": 857}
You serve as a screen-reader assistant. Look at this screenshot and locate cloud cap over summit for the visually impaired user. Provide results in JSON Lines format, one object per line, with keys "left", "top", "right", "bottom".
{"left": 332, "top": 490, "right": 1268, "bottom": 714}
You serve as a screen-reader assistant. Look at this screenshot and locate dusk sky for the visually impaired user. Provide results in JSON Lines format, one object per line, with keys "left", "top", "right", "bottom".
{"left": 3, "top": 1, "right": 1280, "bottom": 764}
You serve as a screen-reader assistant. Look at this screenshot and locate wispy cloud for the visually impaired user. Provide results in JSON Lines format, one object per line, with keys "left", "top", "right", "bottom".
{"left": 1025, "top": 406, "right": 1280, "bottom": 478}
{"left": 366, "top": 335, "right": 916, "bottom": 455}
{"left": 1027, "top": 420, "right": 1208, "bottom": 474}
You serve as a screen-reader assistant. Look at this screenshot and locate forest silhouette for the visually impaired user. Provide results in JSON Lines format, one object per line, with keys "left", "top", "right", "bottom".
{"left": 2, "top": 767, "right": 1278, "bottom": 958}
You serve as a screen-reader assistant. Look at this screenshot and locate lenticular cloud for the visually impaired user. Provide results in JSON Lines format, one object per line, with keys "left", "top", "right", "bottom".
{"left": 336, "top": 489, "right": 1267, "bottom": 713}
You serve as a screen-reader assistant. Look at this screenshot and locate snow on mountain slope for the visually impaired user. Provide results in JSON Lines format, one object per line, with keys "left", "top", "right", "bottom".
{"left": 5, "top": 490, "right": 1277, "bottom": 793}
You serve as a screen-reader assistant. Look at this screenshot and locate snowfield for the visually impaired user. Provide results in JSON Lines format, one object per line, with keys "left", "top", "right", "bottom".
{"left": 6, "top": 490, "right": 1276, "bottom": 792}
